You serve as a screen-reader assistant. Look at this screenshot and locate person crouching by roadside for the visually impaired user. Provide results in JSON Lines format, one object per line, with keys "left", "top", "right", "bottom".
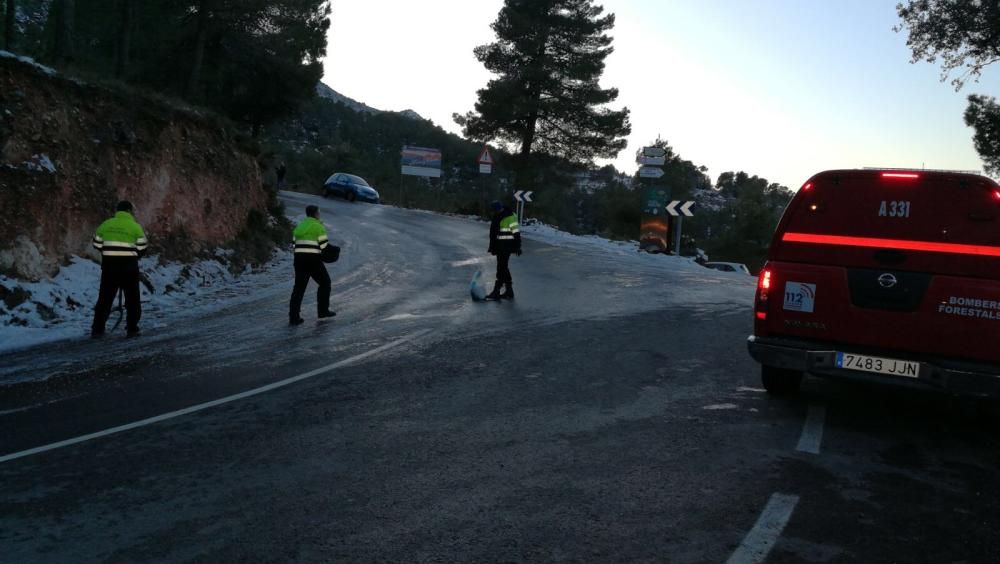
{"left": 289, "top": 205, "right": 336, "bottom": 325}
{"left": 91, "top": 200, "right": 148, "bottom": 338}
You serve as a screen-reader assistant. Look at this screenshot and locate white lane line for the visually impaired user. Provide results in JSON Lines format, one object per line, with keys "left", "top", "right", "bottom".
{"left": 726, "top": 493, "right": 800, "bottom": 564}
{"left": 795, "top": 404, "right": 826, "bottom": 455}
{"left": 0, "top": 330, "right": 431, "bottom": 464}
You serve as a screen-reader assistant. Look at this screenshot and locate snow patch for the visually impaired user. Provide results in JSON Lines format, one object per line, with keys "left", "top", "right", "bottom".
{"left": 0, "top": 50, "right": 57, "bottom": 76}
{"left": 24, "top": 154, "right": 57, "bottom": 174}
{"left": 0, "top": 251, "right": 292, "bottom": 353}
{"left": 521, "top": 222, "right": 707, "bottom": 272}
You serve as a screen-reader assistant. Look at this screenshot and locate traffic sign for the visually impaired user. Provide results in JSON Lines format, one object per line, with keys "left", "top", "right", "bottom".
{"left": 479, "top": 164, "right": 492, "bottom": 174}
{"left": 642, "top": 147, "right": 667, "bottom": 158}
{"left": 666, "top": 201, "right": 695, "bottom": 217}
{"left": 637, "top": 155, "right": 666, "bottom": 166}
{"left": 477, "top": 146, "right": 493, "bottom": 165}
{"left": 639, "top": 166, "right": 665, "bottom": 179}
{"left": 514, "top": 190, "right": 533, "bottom": 203}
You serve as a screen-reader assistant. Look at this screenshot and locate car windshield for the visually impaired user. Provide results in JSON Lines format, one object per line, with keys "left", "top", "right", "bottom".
{"left": 345, "top": 174, "right": 369, "bottom": 187}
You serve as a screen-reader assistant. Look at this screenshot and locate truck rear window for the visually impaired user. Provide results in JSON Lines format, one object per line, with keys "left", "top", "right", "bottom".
{"left": 772, "top": 172, "right": 1000, "bottom": 277}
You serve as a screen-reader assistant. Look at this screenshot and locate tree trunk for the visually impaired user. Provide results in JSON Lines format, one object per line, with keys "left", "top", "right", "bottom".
{"left": 53, "top": 0, "right": 75, "bottom": 64}
{"left": 4, "top": 0, "right": 15, "bottom": 52}
{"left": 114, "top": 0, "right": 132, "bottom": 78}
{"left": 516, "top": 23, "right": 550, "bottom": 191}
{"left": 185, "top": 1, "right": 210, "bottom": 101}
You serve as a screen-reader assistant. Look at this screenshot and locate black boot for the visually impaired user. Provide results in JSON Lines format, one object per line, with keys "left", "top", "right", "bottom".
{"left": 486, "top": 281, "right": 503, "bottom": 300}
{"left": 500, "top": 282, "right": 514, "bottom": 300}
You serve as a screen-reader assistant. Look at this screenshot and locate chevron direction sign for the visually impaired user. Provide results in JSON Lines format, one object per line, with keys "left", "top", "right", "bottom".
{"left": 514, "top": 190, "right": 533, "bottom": 203}
{"left": 666, "top": 200, "right": 695, "bottom": 217}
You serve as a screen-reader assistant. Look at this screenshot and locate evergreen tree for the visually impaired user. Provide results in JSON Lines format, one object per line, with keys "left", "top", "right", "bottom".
{"left": 896, "top": 0, "right": 1000, "bottom": 90}
{"left": 49, "top": 0, "right": 75, "bottom": 64}
{"left": 113, "top": 0, "right": 131, "bottom": 78}
{"left": 965, "top": 95, "right": 1000, "bottom": 176}
{"left": 455, "top": 0, "right": 630, "bottom": 185}
{"left": 4, "top": 0, "right": 15, "bottom": 51}
{"left": 896, "top": 0, "right": 1000, "bottom": 176}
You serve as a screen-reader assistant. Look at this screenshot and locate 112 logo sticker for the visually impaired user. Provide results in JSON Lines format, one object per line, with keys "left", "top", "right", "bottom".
{"left": 784, "top": 282, "right": 816, "bottom": 313}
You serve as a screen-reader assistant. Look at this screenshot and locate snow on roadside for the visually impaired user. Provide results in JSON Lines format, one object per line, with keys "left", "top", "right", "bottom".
{"left": 0, "top": 50, "right": 57, "bottom": 76}
{"left": 23, "top": 153, "right": 57, "bottom": 174}
{"left": 520, "top": 222, "right": 707, "bottom": 271}
{"left": 0, "top": 251, "right": 292, "bottom": 353}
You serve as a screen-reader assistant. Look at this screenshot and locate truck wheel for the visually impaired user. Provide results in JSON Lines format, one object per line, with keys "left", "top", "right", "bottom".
{"left": 762, "top": 366, "right": 802, "bottom": 396}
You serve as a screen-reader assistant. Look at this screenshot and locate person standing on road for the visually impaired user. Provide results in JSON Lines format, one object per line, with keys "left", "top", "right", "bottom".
{"left": 487, "top": 200, "right": 522, "bottom": 300}
{"left": 91, "top": 200, "right": 148, "bottom": 338}
{"left": 289, "top": 205, "right": 335, "bottom": 325}
{"left": 275, "top": 162, "right": 287, "bottom": 191}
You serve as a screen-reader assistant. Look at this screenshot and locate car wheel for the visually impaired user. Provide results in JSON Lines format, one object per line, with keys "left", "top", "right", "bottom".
{"left": 347, "top": 191, "right": 357, "bottom": 202}
{"left": 322, "top": 189, "right": 330, "bottom": 199}
{"left": 761, "top": 366, "right": 802, "bottom": 396}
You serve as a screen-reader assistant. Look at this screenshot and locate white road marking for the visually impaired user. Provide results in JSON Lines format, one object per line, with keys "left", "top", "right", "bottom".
{"left": 795, "top": 404, "right": 826, "bottom": 455}
{"left": 726, "top": 493, "right": 800, "bottom": 564}
{"left": 0, "top": 330, "right": 431, "bottom": 464}
{"left": 702, "top": 403, "right": 739, "bottom": 410}
{"left": 450, "top": 257, "right": 485, "bottom": 267}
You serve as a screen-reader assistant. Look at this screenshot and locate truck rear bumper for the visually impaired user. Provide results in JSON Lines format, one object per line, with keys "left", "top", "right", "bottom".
{"left": 747, "top": 335, "right": 1000, "bottom": 397}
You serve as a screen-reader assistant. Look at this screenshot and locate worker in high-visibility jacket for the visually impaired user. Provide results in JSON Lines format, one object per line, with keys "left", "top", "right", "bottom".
{"left": 91, "top": 200, "right": 148, "bottom": 337}
{"left": 289, "top": 204, "right": 335, "bottom": 325}
{"left": 486, "top": 200, "right": 522, "bottom": 300}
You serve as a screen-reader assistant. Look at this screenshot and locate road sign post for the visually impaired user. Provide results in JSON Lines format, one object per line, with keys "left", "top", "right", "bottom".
{"left": 477, "top": 146, "right": 493, "bottom": 174}
{"left": 637, "top": 146, "right": 669, "bottom": 252}
{"left": 514, "top": 190, "right": 533, "bottom": 223}
{"left": 673, "top": 216, "right": 683, "bottom": 256}
{"left": 477, "top": 146, "right": 494, "bottom": 216}
{"left": 664, "top": 200, "right": 695, "bottom": 254}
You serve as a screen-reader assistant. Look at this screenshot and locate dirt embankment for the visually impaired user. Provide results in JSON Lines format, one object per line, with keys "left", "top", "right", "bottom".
{"left": 0, "top": 53, "right": 271, "bottom": 280}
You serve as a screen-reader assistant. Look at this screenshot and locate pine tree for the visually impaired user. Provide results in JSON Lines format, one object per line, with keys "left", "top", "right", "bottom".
{"left": 49, "top": 0, "right": 75, "bottom": 64}
{"left": 965, "top": 95, "right": 1000, "bottom": 177}
{"left": 455, "top": 0, "right": 630, "bottom": 181}
{"left": 3, "top": 0, "right": 15, "bottom": 51}
{"left": 896, "top": 0, "right": 1000, "bottom": 176}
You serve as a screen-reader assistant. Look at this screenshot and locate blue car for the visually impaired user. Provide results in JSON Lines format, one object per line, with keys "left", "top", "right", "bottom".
{"left": 323, "top": 173, "right": 380, "bottom": 203}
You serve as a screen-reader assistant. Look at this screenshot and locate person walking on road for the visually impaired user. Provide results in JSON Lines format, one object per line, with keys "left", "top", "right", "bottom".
{"left": 486, "top": 200, "right": 522, "bottom": 300}
{"left": 289, "top": 205, "right": 335, "bottom": 325}
{"left": 91, "top": 200, "right": 148, "bottom": 338}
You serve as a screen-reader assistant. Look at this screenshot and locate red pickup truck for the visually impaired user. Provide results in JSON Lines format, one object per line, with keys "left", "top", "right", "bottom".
{"left": 748, "top": 169, "right": 1000, "bottom": 396}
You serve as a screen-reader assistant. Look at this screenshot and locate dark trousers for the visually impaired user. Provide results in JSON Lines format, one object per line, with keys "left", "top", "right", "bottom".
{"left": 290, "top": 255, "right": 331, "bottom": 319}
{"left": 495, "top": 251, "right": 512, "bottom": 285}
{"left": 92, "top": 262, "right": 141, "bottom": 333}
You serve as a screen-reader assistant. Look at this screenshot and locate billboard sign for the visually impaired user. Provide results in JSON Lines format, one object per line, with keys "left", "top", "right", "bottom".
{"left": 401, "top": 146, "right": 442, "bottom": 178}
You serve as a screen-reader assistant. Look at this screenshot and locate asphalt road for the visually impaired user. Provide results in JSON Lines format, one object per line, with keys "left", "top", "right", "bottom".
{"left": 2, "top": 193, "right": 1000, "bottom": 563}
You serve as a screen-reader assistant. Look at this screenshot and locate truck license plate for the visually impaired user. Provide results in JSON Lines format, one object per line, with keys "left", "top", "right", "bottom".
{"left": 835, "top": 352, "right": 920, "bottom": 378}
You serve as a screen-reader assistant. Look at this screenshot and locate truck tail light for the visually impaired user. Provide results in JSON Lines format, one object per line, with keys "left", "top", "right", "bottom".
{"left": 755, "top": 268, "right": 772, "bottom": 321}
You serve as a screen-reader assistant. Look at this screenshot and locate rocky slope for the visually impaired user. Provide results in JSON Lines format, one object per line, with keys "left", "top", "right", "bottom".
{"left": 0, "top": 52, "right": 272, "bottom": 281}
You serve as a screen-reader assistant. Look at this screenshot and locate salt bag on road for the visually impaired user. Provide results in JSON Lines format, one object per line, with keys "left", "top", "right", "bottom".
{"left": 470, "top": 269, "right": 487, "bottom": 302}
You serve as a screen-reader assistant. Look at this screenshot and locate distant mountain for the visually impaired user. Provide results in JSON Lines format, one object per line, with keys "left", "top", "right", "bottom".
{"left": 315, "top": 82, "right": 426, "bottom": 121}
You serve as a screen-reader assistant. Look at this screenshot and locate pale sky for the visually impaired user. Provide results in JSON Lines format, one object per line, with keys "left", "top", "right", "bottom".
{"left": 324, "top": 0, "right": 1000, "bottom": 190}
